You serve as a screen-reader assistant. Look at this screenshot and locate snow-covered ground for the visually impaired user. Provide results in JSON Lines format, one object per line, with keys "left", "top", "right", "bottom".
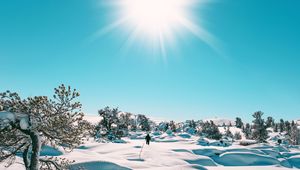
{"left": 1, "top": 132, "right": 300, "bottom": 170}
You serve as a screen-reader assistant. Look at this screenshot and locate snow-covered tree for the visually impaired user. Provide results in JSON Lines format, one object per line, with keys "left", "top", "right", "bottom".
{"left": 235, "top": 117, "right": 243, "bottom": 128}
{"left": 118, "top": 112, "right": 133, "bottom": 137}
{"left": 266, "top": 116, "right": 274, "bottom": 128}
{"left": 130, "top": 114, "right": 138, "bottom": 132}
{"left": 279, "top": 119, "right": 285, "bottom": 132}
{"left": 201, "top": 121, "right": 222, "bottom": 140}
{"left": 97, "top": 107, "right": 120, "bottom": 140}
{"left": 290, "top": 124, "right": 300, "bottom": 145}
{"left": 234, "top": 132, "right": 242, "bottom": 140}
{"left": 0, "top": 85, "right": 90, "bottom": 170}
{"left": 169, "top": 121, "right": 177, "bottom": 132}
{"left": 188, "top": 120, "right": 196, "bottom": 129}
{"left": 274, "top": 123, "right": 279, "bottom": 132}
{"left": 242, "top": 123, "right": 252, "bottom": 139}
{"left": 225, "top": 126, "right": 233, "bottom": 138}
{"left": 158, "top": 122, "right": 168, "bottom": 132}
{"left": 251, "top": 111, "right": 268, "bottom": 143}
{"left": 285, "top": 121, "right": 291, "bottom": 135}
{"left": 137, "top": 114, "right": 151, "bottom": 131}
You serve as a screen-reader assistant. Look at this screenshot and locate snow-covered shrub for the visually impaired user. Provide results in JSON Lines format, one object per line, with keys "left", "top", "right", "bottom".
{"left": 112, "top": 139, "right": 127, "bottom": 143}
{"left": 197, "top": 137, "right": 209, "bottom": 146}
{"left": 234, "top": 132, "right": 242, "bottom": 140}
{"left": 201, "top": 121, "right": 222, "bottom": 140}
{"left": 0, "top": 85, "right": 91, "bottom": 170}
{"left": 239, "top": 140, "right": 257, "bottom": 146}
{"left": 187, "top": 127, "right": 196, "bottom": 135}
{"left": 152, "top": 130, "right": 161, "bottom": 136}
{"left": 169, "top": 120, "right": 177, "bottom": 132}
{"left": 158, "top": 121, "right": 168, "bottom": 132}
{"left": 178, "top": 133, "right": 191, "bottom": 138}
{"left": 166, "top": 129, "right": 173, "bottom": 135}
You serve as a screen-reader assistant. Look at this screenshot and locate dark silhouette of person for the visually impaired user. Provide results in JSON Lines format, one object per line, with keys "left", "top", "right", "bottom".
{"left": 145, "top": 134, "right": 151, "bottom": 145}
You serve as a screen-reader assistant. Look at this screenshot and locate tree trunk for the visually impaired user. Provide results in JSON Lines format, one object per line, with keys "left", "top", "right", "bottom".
{"left": 22, "top": 145, "right": 30, "bottom": 170}
{"left": 29, "top": 131, "right": 41, "bottom": 170}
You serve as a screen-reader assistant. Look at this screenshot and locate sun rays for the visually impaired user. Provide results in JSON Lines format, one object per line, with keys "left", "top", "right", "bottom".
{"left": 95, "top": 0, "right": 218, "bottom": 59}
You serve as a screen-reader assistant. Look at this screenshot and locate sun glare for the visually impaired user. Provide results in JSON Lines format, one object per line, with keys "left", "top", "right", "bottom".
{"left": 123, "top": 0, "right": 185, "bottom": 37}
{"left": 97, "top": 0, "right": 216, "bottom": 58}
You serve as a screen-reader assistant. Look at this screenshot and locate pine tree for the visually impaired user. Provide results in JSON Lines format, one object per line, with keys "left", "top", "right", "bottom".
{"left": 291, "top": 120, "right": 295, "bottom": 127}
{"left": 285, "top": 121, "right": 291, "bottom": 136}
{"left": 235, "top": 117, "right": 243, "bottom": 128}
{"left": 279, "top": 119, "right": 285, "bottom": 132}
{"left": 266, "top": 116, "right": 274, "bottom": 128}
{"left": 169, "top": 121, "right": 177, "bottom": 132}
{"left": 189, "top": 120, "right": 196, "bottom": 128}
{"left": 242, "top": 123, "right": 252, "bottom": 139}
{"left": 137, "top": 114, "right": 151, "bottom": 131}
{"left": 251, "top": 111, "right": 268, "bottom": 142}
{"left": 274, "top": 123, "right": 279, "bottom": 132}
{"left": 225, "top": 126, "right": 233, "bottom": 138}
{"left": 0, "top": 85, "right": 90, "bottom": 169}
{"left": 290, "top": 124, "right": 300, "bottom": 145}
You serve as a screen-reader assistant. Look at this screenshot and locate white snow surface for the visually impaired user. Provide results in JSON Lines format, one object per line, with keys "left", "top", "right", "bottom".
{"left": 1, "top": 132, "right": 300, "bottom": 170}
{"left": 1, "top": 114, "right": 300, "bottom": 170}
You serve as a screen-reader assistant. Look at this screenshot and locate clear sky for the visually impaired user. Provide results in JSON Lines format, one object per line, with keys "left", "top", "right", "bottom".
{"left": 1, "top": 0, "right": 299, "bottom": 122}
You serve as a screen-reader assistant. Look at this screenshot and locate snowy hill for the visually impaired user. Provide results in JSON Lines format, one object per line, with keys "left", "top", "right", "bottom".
{"left": 204, "top": 117, "right": 235, "bottom": 126}
{"left": 83, "top": 115, "right": 102, "bottom": 125}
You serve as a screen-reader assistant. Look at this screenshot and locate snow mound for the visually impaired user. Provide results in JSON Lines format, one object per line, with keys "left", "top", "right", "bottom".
{"left": 193, "top": 148, "right": 223, "bottom": 157}
{"left": 197, "top": 138, "right": 231, "bottom": 147}
{"left": 287, "top": 155, "right": 300, "bottom": 168}
{"left": 197, "top": 137, "right": 210, "bottom": 146}
{"left": 70, "top": 161, "right": 131, "bottom": 170}
{"left": 281, "top": 152, "right": 300, "bottom": 158}
{"left": 214, "top": 152, "right": 280, "bottom": 166}
{"left": 239, "top": 140, "right": 257, "bottom": 146}
{"left": 177, "top": 133, "right": 191, "bottom": 139}
{"left": 40, "top": 145, "right": 63, "bottom": 156}
{"left": 112, "top": 139, "right": 127, "bottom": 143}
{"left": 185, "top": 157, "right": 217, "bottom": 166}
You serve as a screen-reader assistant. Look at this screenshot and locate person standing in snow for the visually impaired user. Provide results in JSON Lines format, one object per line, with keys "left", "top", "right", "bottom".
{"left": 145, "top": 133, "right": 151, "bottom": 145}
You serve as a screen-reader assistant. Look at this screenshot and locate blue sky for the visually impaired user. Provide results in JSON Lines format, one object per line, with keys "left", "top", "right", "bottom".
{"left": 0, "top": 0, "right": 299, "bottom": 122}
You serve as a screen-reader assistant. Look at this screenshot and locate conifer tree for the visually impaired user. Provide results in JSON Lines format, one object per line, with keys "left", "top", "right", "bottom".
{"left": 235, "top": 117, "right": 243, "bottom": 128}
{"left": 0, "top": 85, "right": 90, "bottom": 170}
{"left": 266, "top": 116, "right": 275, "bottom": 128}
{"left": 279, "top": 119, "right": 285, "bottom": 132}
{"left": 251, "top": 111, "right": 268, "bottom": 142}
{"left": 243, "top": 123, "right": 252, "bottom": 139}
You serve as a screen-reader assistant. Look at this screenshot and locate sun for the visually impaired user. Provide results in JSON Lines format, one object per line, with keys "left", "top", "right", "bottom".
{"left": 122, "top": 0, "right": 186, "bottom": 37}
{"left": 97, "top": 0, "right": 217, "bottom": 58}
